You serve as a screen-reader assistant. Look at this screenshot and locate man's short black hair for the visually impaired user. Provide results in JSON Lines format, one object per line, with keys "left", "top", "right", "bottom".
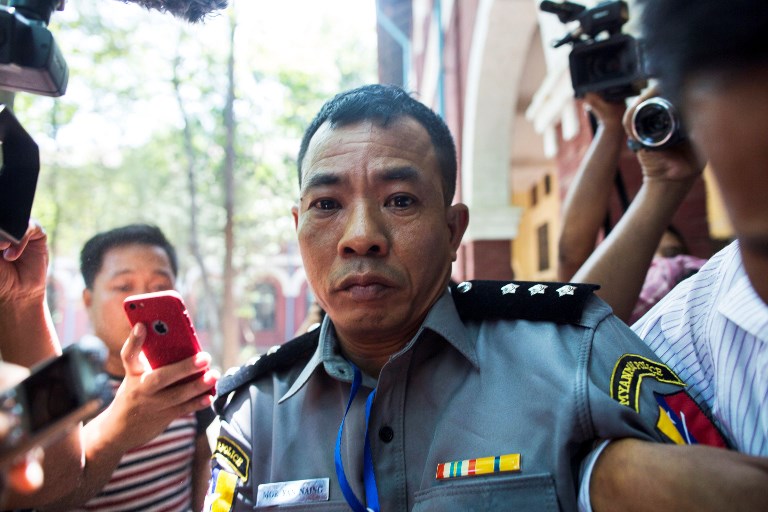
{"left": 639, "top": 0, "right": 768, "bottom": 105}
{"left": 80, "top": 224, "right": 178, "bottom": 289}
{"left": 297, "top": 84, "right": 458, "bottom": 205}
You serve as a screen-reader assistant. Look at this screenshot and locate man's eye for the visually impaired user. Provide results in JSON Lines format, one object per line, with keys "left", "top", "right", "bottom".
{"left": 387, "top": 195, "right": 415, "bottom": 208}
{"left": 115, "top": 284, "right": 133, "bottom": 293}
{"left": 311, "top": 199, "right": 339, "bottom": 210}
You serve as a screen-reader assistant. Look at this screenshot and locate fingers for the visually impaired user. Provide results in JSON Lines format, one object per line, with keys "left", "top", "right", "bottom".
{"left": 584, "top": 93, "right": 625, "bottom": 127}
{"left": 1, "top": 221, "right": 45, "bottom": 262}
{"left": 149, "top": 353, "right": 216, "bottom": 390}
{"left": 147, "top": 367, "right": 219, "bottom": 417}
{"left": 120, "top": 323, "right": 148, "bottom": 377}
{"left": 170, "top": 375, "right": 219, "bottom": 417}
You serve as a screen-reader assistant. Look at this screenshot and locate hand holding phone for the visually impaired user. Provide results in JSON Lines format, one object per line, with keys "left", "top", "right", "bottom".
{"left": 123, "top": 290, "right": 213, "bottom": 393}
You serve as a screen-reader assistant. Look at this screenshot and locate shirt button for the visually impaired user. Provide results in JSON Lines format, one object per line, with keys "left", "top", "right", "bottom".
{"left": 378, "top": 426, "right": 394, "bottom": 443}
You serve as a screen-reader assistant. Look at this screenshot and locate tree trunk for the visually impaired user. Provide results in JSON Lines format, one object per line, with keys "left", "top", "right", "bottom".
{"left": 171, "top": 46, "right": 223, "bottom": 365}
{"left": 221, "top": 7, "right": 239, "bottom": 370}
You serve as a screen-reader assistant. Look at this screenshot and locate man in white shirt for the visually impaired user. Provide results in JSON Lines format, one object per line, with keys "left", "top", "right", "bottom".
{"left": 576, "top": 0, "right": 768, "bottom": 509}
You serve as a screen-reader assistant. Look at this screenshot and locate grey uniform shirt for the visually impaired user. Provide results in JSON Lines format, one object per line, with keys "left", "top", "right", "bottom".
{"left": 208, "top": 287, "right": 707, "bottom": 511}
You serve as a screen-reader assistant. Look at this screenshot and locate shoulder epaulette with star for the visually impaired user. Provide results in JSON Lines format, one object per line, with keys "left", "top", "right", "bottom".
{"left": 213, "top": 280, "right": 599, "bottom": 413}
{"left": 449, "top": 280, "right": 599, "bottom": 325}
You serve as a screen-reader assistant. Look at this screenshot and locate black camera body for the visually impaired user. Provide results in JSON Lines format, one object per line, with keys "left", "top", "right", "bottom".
{"left": 568, "top": 33, "right": 646, "bottom": 102}
{"left": 541, "top": 0, "right": 646, "bottom": 102}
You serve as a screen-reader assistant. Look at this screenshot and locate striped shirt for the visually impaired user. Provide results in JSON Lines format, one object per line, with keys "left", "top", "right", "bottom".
{"left": 632, "top": 240, "right": 768, "bottom": 455}
{"left": 76, "top": 376, "right": 207, "bottom": 512}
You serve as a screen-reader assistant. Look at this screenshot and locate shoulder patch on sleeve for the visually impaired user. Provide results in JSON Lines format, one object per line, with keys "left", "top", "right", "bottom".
{"left": 610, "top": 353, "right": 685, "bottom": 412}
{"left": 654, "top": 390, "right": 729, "bottom": 448}
{"left": 204, "top": 465, "right": 239, "bottom": 512}
{"left": 450, "top": 280, "right": 600, "bottom": 325}
{"left": 213, "top": 330, "right": 319, "bottom": 414}
{"left": 212, "top": 435, "right": 250, "bottom": 481}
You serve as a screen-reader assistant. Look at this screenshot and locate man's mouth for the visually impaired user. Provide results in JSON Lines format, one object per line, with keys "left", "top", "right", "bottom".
{"left": 337, "top": 274, "right": 396, "bottom": 300}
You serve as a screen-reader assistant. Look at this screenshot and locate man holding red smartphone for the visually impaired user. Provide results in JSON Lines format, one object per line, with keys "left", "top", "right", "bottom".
{"left": 54, "top": 224, "right": 218, "bottom": 511}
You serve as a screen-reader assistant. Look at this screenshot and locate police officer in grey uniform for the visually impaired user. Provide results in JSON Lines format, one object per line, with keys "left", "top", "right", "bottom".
{"left": 205, "top": 84, "right": 726, "bottom": 511}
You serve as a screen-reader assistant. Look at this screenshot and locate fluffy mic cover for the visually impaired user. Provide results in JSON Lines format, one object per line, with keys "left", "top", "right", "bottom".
{"left": 121, "top": 0, "right": 228, "bottom": 22}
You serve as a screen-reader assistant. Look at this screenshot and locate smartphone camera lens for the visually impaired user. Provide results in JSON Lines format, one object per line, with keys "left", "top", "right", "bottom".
{"left": 129, "top": 304, "right": 137, "bottom": 310}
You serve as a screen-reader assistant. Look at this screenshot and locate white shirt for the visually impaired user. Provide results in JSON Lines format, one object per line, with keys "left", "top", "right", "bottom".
{"left": 632, "top": 240, "right": 768, "bottom": 455}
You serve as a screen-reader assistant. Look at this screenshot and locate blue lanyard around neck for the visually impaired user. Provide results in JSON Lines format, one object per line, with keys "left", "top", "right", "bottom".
{"left": 334, "top": 364, "right": 380, "bottom": 512}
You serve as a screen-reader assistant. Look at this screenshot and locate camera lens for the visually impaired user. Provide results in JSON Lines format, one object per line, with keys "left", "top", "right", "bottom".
{"left": 631, "top": 97, "right": 682, "bottom": 149}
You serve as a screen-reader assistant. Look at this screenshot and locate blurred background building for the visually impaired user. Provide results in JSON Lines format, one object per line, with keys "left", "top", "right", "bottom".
{"left": 377, "top": 0, "right": 732, "bottom": 283}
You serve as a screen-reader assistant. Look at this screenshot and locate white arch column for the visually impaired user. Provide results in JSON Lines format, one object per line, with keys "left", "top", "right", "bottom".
{"left": 459, "top": 0, "right": 539, "bottom": 277}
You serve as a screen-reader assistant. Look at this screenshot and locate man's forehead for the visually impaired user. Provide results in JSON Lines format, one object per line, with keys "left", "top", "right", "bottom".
{"left": 99, "top": 244, "right": 172, "bottom": 275}
{"left": 309, "top": 117, "right": 432, "bottom": 154}
{"left": 302, "top": 117, "right": 435, "bottom": 174}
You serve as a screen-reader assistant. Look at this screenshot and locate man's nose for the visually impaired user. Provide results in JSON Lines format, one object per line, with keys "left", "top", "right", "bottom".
{"left": 339, "top": 201, "right": 389, "bottom": 256}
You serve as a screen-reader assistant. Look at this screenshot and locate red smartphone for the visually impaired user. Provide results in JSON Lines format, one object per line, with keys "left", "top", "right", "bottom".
{"left": 123, "top": 290, "right": 212, "bottom": 393}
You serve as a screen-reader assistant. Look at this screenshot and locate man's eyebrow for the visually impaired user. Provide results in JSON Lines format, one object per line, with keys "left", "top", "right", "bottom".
{"left": 301, "top": 166, "right": 422, "bottom": 193}
{"left": 302, "top": 171, "right": 341, "bottom": 191}
{"left": 376, "top": 166, "right": 421, "bottom": 184}
{"left": 106, "top": 269, "right": 134, "bottom": 280}
{"left": 106, "top": 268, "right": 173, "bottom": 280}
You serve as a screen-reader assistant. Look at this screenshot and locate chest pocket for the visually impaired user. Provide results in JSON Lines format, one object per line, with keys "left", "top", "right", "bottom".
{"left": 412, "top": 473, "right": 559, "bottom": 511}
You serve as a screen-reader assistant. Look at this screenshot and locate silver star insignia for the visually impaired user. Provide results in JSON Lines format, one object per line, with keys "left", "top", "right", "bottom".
{"left": 556, "top": 285, "right": 577, "bottom": 297}
{"left": 501, "top": 283, "right": 519, "bottom": 295}
{"left": 528, "top": 284, "right": 548, "bottom": 295}
{"left": 457, "top": 281, "right": 472, "bottom": 293}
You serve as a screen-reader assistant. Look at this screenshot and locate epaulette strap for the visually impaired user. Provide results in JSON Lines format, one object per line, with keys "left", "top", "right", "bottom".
{"left": 450, "top": 280, "right": 600, "bottom": 325}
{"left": 213, "top": 329, "right": 320, "bottom": 414}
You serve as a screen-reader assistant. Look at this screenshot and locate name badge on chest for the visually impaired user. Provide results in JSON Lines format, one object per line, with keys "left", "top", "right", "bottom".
{"left": 257, "top": 478, "right": 330, "bottom": 506}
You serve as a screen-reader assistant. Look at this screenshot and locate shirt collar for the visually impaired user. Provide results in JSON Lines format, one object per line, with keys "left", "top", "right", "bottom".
{"left": 718, "top": 259, "right": 768, "bottom": 342}
{"left": 278, "top": 288, "right": 477, "bottom": 403}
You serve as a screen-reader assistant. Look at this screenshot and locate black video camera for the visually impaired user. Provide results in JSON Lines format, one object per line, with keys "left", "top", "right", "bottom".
{"left": 0, "top": 0, "right": 68, "bottom": 97}
{"left": 540, "top": 0, "right": 646, "bottom": 102}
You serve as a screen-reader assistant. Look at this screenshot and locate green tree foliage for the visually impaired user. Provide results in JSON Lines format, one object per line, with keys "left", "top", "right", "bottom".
{"left": 11, "top": 0, "right": 376, "bottom": 357}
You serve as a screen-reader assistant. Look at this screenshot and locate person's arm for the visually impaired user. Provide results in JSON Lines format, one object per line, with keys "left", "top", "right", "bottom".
{"left": 31, "top": 324, "right": 219, "bottom": 511}
{"left": 558, "top": 94, "right": 627, "bottom": 280}
{"left": 0, "top": 221, "right": 60, "bottom": 366}
{"left": 192, "top": 432, "right": 213, "bottom": 510}
{"left": 591, "top": 438, "right": 768, "bottom": 511}
{"left": 572, "top": 90, "right": 703, "bottom": 322}
{"left": 0, "top": 223, "right": 86, "bottom": 509}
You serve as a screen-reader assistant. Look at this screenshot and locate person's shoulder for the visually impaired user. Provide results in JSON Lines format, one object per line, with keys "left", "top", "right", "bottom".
{"left": 213, "top": 329, "right": 319, "bottom": 414}
{"left": 450, "top": 279, "right": 603, "bottom": 327}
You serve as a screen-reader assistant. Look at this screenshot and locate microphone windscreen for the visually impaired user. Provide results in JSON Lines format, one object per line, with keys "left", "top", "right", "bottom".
{"left": 120, "top": 0, "right": 228, "bottom": 23}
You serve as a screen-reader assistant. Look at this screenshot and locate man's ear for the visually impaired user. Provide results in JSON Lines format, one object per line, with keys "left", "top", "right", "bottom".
{"left": 82, "top": 288, "right": 92, "bottom": 308}
{"left": 446, "top": 203, "right": 469, "bottom": 261}
{"left": 292, "top": 205, "right": 299, "bottom": 230}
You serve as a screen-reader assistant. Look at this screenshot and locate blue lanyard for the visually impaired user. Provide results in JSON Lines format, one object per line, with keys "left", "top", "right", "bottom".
{"left": 334, "top": 364, "right": 380, "bottom": 512}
